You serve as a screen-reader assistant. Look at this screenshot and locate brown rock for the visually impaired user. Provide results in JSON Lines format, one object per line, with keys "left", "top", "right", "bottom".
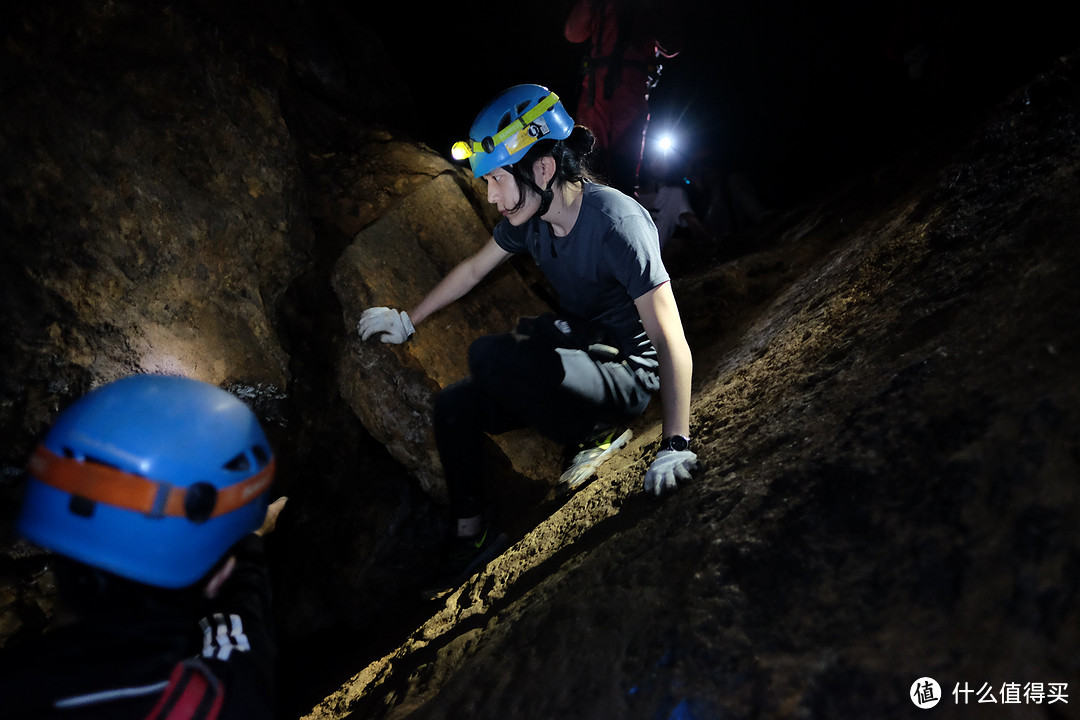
{"left": 332, "top": 173, "right": 560, "bottom": 501}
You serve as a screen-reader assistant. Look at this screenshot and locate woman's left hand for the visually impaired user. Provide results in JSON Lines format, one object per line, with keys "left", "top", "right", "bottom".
{"left": 643, "top": 449, "right": 700, "bottom": 496}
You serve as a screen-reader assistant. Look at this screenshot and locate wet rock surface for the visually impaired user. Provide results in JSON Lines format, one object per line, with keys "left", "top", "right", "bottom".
{"left": 1, "top": 2, "right": 1078, "bottom": 719}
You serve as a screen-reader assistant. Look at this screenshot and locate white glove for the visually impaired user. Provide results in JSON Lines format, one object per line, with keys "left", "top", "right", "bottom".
{"left": 358, "top": 307, "right": 414, "bottom": 344}
{"left": 643, "top": 449, "right": 700, "bottom": 496}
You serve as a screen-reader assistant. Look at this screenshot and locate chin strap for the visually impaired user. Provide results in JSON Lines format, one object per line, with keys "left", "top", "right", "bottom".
{"left": 518, "top": 172, "right": 557, "bottom": 219}
{"left": 537, "top": 176, "right": 556, "bottom": 216}
{"left": 532, "top": 146, "right": 564, "bottom": 217}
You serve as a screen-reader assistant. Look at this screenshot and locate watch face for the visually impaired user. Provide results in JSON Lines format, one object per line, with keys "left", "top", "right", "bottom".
{"left": 666, "top": 435, "right": 689, "bottom": 452}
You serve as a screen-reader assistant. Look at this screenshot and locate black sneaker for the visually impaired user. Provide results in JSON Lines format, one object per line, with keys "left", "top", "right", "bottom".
{"left": 554, "top": 428, "right": 633, "bottom": 495}
{"left": 423, "top": 529, "right": 509, "bottom": 600}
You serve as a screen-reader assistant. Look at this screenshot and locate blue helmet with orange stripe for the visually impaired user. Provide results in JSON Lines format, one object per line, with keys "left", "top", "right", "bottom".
{"left": 18, "top": 374, "right": 274, "bottom": 589}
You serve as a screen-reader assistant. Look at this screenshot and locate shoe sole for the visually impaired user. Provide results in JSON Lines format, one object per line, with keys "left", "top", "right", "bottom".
{"left": 555, "top": 429, "right": 633, "bottom": 496}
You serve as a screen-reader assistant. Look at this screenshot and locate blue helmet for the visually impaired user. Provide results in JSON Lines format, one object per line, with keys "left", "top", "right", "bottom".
{"left": 452, "top": 84, "right": 574, "bottom": 178}
{"left": 18, "top": 374, "right": 275, "bottom": 589}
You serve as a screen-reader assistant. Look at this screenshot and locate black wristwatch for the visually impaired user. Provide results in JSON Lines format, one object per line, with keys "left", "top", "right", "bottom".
{"left": 659, "top": 435, "right": 691, "bottom": 452}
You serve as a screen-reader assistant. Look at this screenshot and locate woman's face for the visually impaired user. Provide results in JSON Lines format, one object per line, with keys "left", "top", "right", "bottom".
{"left": 483, "top": 166, "right": 541, "bottom": 226}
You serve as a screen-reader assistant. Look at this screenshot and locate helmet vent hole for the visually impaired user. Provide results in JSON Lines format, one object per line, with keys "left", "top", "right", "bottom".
{"left": 224, "top": 453, "right": 250, "bottom": 472}
{"left": 251, "top": 445, "right": 270, "bottom": 468}
{"left": 69, "top": 495, "right": 96, "bottom": 518}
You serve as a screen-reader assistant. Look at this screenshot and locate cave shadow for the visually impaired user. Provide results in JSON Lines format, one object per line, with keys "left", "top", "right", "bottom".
{"left": 331, "top": 484, "right": 729, "bottom": 718}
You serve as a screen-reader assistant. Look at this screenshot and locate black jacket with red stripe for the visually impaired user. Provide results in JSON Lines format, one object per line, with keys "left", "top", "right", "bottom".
{"left": 0, "top": 534, "right": 275, "bottom": 719}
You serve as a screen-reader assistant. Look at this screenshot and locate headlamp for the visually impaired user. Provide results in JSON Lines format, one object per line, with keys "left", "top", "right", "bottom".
{"left": 451, "top": 91, "right": 562, "bottom": 165}
{"left": 451, "top": 141, "right": 474, "bottom": 161}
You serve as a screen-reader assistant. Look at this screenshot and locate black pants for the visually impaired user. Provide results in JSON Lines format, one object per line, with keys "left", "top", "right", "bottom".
{"left": 434, "top": 329, "right": 655, "bottom": 519}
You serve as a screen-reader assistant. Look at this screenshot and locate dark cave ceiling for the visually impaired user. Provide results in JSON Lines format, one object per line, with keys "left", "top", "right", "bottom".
{"left": 360, "top": 0, "right": 1076, "bottom": 202}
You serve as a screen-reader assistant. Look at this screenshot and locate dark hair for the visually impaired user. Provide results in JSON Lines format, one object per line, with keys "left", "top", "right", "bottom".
{"left": 505, "top": 125, "right": 597, "bottom": 214}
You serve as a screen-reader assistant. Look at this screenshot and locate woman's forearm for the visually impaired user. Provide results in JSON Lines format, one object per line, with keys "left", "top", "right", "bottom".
{"left": 408, "top": 238, "right": 511, "bottom": 325}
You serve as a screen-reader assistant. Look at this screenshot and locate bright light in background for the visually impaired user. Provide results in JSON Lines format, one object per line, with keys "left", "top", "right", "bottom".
{"left": 646, "top": 94, "right": 698, "bottom": 165}
{"left": 656, "top": 132, "right": 675, "bottom": 154}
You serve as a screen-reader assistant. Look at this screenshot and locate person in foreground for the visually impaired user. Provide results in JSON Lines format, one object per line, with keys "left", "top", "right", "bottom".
{"left": 359, "top": 84, "right": 699, "bottom": 581}
{"left": 0, "top": 374, "right": 287, "bottom": 719}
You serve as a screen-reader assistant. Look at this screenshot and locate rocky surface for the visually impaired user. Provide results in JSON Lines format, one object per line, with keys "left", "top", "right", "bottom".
{"left": 1, "top": 2, "right": 1077, "bottom": 719}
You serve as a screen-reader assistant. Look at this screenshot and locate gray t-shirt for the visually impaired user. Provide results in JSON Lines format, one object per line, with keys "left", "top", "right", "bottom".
{"left": 493, "top": 182, "right": 669, "bottom": 370}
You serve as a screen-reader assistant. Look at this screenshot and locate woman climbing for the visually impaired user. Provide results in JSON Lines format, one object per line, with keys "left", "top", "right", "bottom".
{"left": 358, "top": 84, "right": 699, "bottom": 581}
